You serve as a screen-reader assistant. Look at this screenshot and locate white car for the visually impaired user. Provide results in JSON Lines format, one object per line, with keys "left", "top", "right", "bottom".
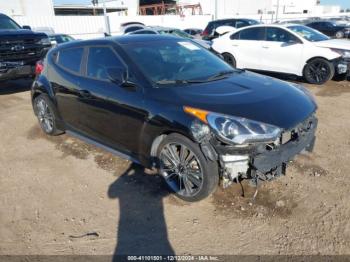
{"left": 212, "top": 24, "right": 349, "bottom": 84}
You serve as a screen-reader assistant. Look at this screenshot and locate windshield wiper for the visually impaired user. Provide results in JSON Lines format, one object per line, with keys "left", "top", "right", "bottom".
{"left": 206, "top": 70, "right": 237, "bottom": 81}
{"left": 155, "top": 70, "right": 240, "bottom": 86}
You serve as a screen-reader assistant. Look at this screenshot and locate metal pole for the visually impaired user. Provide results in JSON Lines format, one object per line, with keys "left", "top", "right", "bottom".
{"left": 276, "top": 0, "right": 280, "bottom": 22}
{"left": 102, "top": 0, "right": 111, "bottom": 35}
{"left": 214, "top": 0, "right": 218, "bottom": 20}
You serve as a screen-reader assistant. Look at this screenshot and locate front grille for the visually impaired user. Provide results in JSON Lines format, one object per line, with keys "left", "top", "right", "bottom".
{"left": 0, "top": 47, "right": 41, "bottom": 61}
{"left": 0, "top": 38, "right": 45, "bottom": 63}
{"left": 0, "top": 38, "right": 37, "bottom": 46}
{"left": 279, "top": 114, "right": 317, "bottom": 146}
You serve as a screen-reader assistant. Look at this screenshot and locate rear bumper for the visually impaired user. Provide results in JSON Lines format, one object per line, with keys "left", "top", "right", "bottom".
{"left": 0, "top": 64, "right": 35, "bottom": 81}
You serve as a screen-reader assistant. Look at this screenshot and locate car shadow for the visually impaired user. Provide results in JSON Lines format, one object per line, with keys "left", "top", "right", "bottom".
{"left": 0, "top": 79, "right": 33, "bottom": 95}
{"left": 108, "top": 162, "right": 175, "bottom": 258}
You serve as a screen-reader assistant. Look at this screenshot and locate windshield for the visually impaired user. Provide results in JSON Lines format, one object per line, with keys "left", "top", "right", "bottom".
{"left": 0, "top": 17, "right": 21, "bottom": 30}
{"left": 122, "top": 39, "right": 235, "bottom": 86}
{"left": 159, "top": 29, "right": 193, "bottom": 39}
{"left": 288, "top": 25, "right": 329, "bottom": 42}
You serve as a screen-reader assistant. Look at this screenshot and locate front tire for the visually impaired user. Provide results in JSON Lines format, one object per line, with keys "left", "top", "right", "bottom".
{"left": 303, "top": 58, "right": 334, "bottom": 85}
{"left": 34, "top": 94, "right": 64, "bottom": 136}
{"left": 157, "top": 134, "right": 219, "bottom": 202}
{"left": 222, "top": 53, "right": 237, "bottom": 68}
{"left": 335, "top": 31, "right": 344, "bottom": 39}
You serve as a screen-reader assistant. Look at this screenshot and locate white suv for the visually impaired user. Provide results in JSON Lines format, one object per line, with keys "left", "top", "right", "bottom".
{"left": 212, "top": 24, "right": 349, "bottom": 84}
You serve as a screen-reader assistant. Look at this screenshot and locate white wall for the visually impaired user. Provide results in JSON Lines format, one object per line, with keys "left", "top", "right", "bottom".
{"left": 178, "top": 0, "right": 338, "bottom": 19}
{"left": 13, "top": 15, "right": 212, "bottom": 39}
{"left": 13, "top": 11, "right": 350, "bottom": 39}
{"left": 0, "top": 0, "right": 54, "bottom": 17}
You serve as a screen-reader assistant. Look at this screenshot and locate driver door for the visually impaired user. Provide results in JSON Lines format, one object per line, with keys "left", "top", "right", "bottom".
{"left": 260, "top": 27, "right": 303, "bottom": 75}
{"left": 77, "top": 45, "right": 146, "bottom": 155}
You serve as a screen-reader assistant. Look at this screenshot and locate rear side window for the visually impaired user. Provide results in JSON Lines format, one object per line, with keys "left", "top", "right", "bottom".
{"left": 219, "top": 20, "right": 236, "bottom": 27}
{"left": 87, "top": 46, "right": 124, "bottom": 80}
{"left": 57, "top": 47, "right": 84, "bottom": 73}
{"left": 237, "top": 27, "right": 265, "bottom": 40}
{"left": 235, "top": 20, "right": 249, "bottom": 28}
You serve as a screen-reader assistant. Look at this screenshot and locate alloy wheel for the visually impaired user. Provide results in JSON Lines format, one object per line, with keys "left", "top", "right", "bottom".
{"left": 35, "top": 98, "right": 54, "bottom": 133}
{"left": 305, "top": 61, "right": 331, "bottom": 84}
{"left": 159, "top": 143, "right": 204, "bottom": 197}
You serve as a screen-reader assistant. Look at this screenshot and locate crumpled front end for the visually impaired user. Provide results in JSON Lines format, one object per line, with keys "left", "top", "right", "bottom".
{"left": 197, "top": 114, "right": 317, "bottom": 188}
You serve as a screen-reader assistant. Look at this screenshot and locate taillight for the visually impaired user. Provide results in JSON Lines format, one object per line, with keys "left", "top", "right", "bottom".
{"left": 35, "top": 60, "right": 44, "bottom": 75}
{"left": 201, "top": 29, "right": 209, "bottom": 36}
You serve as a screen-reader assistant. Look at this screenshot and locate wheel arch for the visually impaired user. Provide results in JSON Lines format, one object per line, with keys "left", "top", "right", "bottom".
{"left": 139, "top": 126, "right": 198, "bottom": 168}
{"left": 31, "top": 75, "right": 55, "bottom": 103}
{"left": 305, "top": 56, "right": 332, "bottom": 64}
{"left": 302, "top": 56, "right": 334, "bottom": 75}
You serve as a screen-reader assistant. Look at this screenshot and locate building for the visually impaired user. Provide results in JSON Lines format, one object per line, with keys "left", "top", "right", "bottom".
{"left": 178, "top": 0, "right": 340, "bottom": 19}
{"left": 0, "top": 0, "right": 55, "bottom": 16}
{"left": 54, "top": 5, "right": 125, "bottom": 16}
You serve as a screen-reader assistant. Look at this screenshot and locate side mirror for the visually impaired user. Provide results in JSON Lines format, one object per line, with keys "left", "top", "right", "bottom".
{"left": 22, "top": 25, "right": 31, "bottom": 30}
{"left": 106, "top": 67, "right": 137, "bottom": 91}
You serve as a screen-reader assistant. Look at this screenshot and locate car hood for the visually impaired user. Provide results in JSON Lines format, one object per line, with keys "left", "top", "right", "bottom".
{"left": 0, "top": 29, "right": 48, "bottom": 39}
{"left": 149, "top": 71, "right": 317, "bottom": 130}
{"left": 314, "top": 39, "right": 350, "bottom": 50}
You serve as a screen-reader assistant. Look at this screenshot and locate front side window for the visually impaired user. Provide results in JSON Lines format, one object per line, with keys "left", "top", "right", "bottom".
{"left": 122, "top": 40, "right": 234, "bottom": 85}
{"left": 57, "top": 47, "right": 84, "bottom": 73}
{"left": 266, "top": 27, "right": 298, "bottom": 42}
{"left": 238, "top": 27, "right": 265, "bottom": 40}
{"left": 322, "top": 22, "right": 336, "bottom": 28}
{"left": 87, "top": 46, "right": 124, "bottom": 80}
{"left": 0, "top": 17, "right": 21, "bottom": 30}
{"left": 125, "top": 26, "right": 144, "bottom": 34}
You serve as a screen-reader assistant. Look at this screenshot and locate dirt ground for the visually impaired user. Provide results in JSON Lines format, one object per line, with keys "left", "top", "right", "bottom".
{"left": 0, "top": 78, "right": 349, "bottom": 256}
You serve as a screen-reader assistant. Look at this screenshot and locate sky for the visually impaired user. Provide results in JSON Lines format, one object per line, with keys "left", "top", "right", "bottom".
{"left": 53, "top": 0, "right": 350, "bottom": 8}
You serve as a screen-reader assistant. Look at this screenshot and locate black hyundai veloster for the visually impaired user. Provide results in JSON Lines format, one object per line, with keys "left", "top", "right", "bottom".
{"left": 31, "top": 35, "right": 317, "bottom": 202}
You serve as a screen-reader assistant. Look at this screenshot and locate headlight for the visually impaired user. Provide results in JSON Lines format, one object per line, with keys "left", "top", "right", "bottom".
{"left": 184, "top": 106, "right": 281, "bottom": 145}
{"left": 37, "top": 37, "right": 51, "bottom": 45}
{"left": 331, "top": 48, "right": 350, "bottom": 58}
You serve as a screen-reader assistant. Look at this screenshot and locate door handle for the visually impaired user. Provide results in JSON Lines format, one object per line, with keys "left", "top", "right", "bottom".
{"left": 79, "top": 90, "right": 92, "bottom": 98}
{"left": 232, "top": 44, "right": 239, "bottom": 47}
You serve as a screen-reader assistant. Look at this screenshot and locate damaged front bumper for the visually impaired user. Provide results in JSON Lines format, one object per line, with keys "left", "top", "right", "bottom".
{"left": 207, "top": 115, "right": 318, "bottom": 187}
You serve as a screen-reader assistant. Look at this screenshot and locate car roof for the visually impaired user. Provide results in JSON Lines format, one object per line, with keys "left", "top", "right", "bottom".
{"left": 53, "top": 34, "right": 183, "bottom": 49}
{"left": 210, "top": 18, "right": 257, "bottom": 23}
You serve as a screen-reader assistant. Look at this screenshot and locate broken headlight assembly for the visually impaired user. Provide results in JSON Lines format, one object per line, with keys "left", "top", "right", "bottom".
{"left": 207, "top": 113, "right": 281, "bottom": 145}
{"left": 184, "top": 106, "right": 282, "bottom": 145}
{"left": 331, "top": 48, "right": 350, "bottom": 59}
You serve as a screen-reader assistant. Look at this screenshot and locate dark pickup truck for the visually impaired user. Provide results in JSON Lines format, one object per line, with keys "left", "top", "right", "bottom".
{"left": 0, "top": 13, "right": 51, "bottom": 81}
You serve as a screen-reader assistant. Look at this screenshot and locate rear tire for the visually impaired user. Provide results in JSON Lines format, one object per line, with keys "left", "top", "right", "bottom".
{"left": 33, "top": 94, "right": 64, "bottom": 136}
{"left": 222, "top": 53, "right": 237, "bottom": 68}
{"left": 157, "top": 133, "right": 219, "bottom": 202}
{"left": 303, "top": 58, "right": 334, "bottom": 85}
